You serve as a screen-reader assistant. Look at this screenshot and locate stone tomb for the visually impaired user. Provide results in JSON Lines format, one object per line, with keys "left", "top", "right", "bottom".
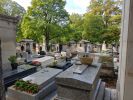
{"left": 47, "top": 60, "right": 73, "bottom": 71}
{"left": 32, "top": 56, "right": 54, "bottom": 67}
{"left": 0, "top": 14, "right": 18, "bottom": 71}
{"left": 4, "top": 64, "right": 37, "bottom": 88}
{"left": 7, "top": 68, "right": 62, "bottom": 100}
{"left": 56, "top": 63, "right": 101, "bottom": 100}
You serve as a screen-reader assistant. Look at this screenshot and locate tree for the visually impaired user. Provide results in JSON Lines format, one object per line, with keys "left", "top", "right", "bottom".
{"left": 0, "top": 0, "right": 25, "bottom": 16}
{"left": 69, "top": 13, "right": 83, "bottom": 43}
{"left": 51, "top": 13, "right": 84, "bottom": 45}
{"left": 50, "top": 24, "right": 71, "bottom": 44}
{"left": 88, "top": 0, "right": 104, "bottom": 15}
{"left": 21, "top": 0, "right": 69, "bottom": 51}
{"left": 83, "top": 14, "right": 105, "bottom": 43}
{"left": 85, "top": 0, "right": 122, "bottom": 44}
{"left": 0, "top": 40, "right": 6, "bottom": 100}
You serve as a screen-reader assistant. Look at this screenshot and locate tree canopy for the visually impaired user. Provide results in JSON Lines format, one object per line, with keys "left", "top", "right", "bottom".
{"left": 21, "top": 0, "right": 69, "bottom": 51}
{"left": 0, "top": 0, "right": 25, "bottom": 16}
{"left": 14, "top": 0, "right": 122, "bottom": 46}
{"left": 83, "top": 14, "right": 104, "bottom": 43}
{"left": 69, "top": 13, "right": 83, "bottom": 42}
{"left": 83, "top": 0, "right": 122, "bottom": 44}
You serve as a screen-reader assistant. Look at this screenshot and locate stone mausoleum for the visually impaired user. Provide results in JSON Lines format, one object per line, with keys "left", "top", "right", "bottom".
{"left": 0, "top": 14, "right": 18, "bottom": 71}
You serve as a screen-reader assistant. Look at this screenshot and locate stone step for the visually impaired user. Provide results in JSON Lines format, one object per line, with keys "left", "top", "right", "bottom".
{"left": 96, "top": 82, "right": 106, "bottom": 100}
{"left": 104, "top": 88, "right": 111, "bottom": 100}
{"left": 110, "top": 89, "right": 118, "bottom": 100}
{"left": 92, "top": 79, "right": 102, "bottom": 100}
{"left": 43, "top": 91, "right": 57, "bottom": 100}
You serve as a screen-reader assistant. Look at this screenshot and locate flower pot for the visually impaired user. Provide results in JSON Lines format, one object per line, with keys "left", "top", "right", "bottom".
{"left": 80, "top": 57, "right": 93, "bottom": 65}
{"left": 11, "top": 63, "right": 18, "bottom": 70}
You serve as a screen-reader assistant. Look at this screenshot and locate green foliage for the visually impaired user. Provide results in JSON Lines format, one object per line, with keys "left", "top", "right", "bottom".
{"left": 88, "top": 0, "right": 104, "bottom": 15}
{"left": 69, "top": 13, "right": 83, "bottom": 42}
{"left": 52, "top": 13, "right": 84, "bottom": 44}
{"left": 0, "top": 0, "right": 25, "bottom": 16}
{"left": 21, "top": 15, "right": 44, "bottom": 43}
{"left": 21, "top": 0, "right": 69, "bottom": 51}
{"left": 8, "top": 56, "right": 17, "bottom": 64}
{"left": 50, "top": 25, "right": 71, "bottom": 44}
{"left": 2, "top": 0, "right": 121, "bottom": 46}
{"left": 0, "top": 0, "right": 26, "bottom": 42}
{"left": 83, "top": 0, "right": 122, "bottom": 44}
{"left": 14, "top": 80, "right": 39, "bottom": 94}
{"left": 83, "top": 14, "right": 105, "bottom": 43}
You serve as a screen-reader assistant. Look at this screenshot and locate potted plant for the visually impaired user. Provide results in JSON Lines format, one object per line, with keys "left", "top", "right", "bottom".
{"left": 8, "top": 56, "right": 18, "bottom": 70}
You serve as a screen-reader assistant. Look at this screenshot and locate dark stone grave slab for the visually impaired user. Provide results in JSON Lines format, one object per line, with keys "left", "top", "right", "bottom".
{"left": 3, "top": 64, "right": 37, "bottom": 88}
{"left": 7, "top": 68, "right": 62, "bottom": 100}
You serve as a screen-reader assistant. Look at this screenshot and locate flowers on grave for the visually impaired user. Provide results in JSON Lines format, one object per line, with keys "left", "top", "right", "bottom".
{"left": 80, "top": 55, "right": 93, "bottom": 65}
{"left": 53, "top": 60, "right": 57, "bottom": 65}
{"left": 31, "top": 61, "right": 41, "bottom": 66}
{"left": 47, "top": 60, "right": 57, "bottom": 68}
{"left": 14, "top": 80, "right": 40, "bottom": 94}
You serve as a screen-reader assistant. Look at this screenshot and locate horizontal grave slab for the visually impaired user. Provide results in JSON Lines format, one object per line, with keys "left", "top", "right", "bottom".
{"left": 4, "top": 64, "right": 37, "bottom": 88}
{"left": 32, "top": 56, "right": 54, "bottom": 67}
{"left": 47, "top": 61, "right": 73, "bottom": 71}
{"left": 7, "top": 68, "right": 62, "bottom": 100}
{"left": 56, "top": 63, "right": 102, "bottom": 100}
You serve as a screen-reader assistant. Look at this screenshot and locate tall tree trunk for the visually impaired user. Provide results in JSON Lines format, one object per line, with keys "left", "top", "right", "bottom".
{"left": 0, "top": 40, "right": 6, "bottom": 100}
{"left": 45, "top": 32, "right": 50, "bottom": 52}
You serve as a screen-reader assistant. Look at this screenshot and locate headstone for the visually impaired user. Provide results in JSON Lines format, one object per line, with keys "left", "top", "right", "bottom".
{"left": 56, "top": 63, "right": 101, "bottom": 100}
{"left": 102, "top": 41, "right": 107, "bottom": 51}
{"left": 21, "top": 51, "right": 28, "bottom": 60}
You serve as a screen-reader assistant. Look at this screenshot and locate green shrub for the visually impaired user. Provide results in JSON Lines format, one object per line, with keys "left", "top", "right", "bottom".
{"left": 14, "top": 80, "right": 39, "bottom": 94}
{"left": 8, "top": 56, "right": 17, "bottom": 64}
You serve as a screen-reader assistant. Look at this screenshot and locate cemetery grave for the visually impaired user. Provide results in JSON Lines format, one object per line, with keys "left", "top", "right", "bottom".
{"left": 99, "top": 55, "right": 117, "bottom": 88}
{"left": 47, "top": 59, "right": 73, "bottom": 71}
{"left": 31, "top": 56, "right": 54, "bottom": 67}
{"left": 7, "top": 68, "right": 62, "bottom": 100}
{"left": 3, "top": 64, "right": 37, "bottom": 89}
{"left": 55, "top": 62, "right": 102, "bottom": 100}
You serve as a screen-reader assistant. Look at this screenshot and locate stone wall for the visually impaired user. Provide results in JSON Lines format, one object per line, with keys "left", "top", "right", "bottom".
{"left": 0, "top": 14, "right": 18, "bottom": 71}
{"left": 119, "top": 0, "right": 133, "bottom": 100}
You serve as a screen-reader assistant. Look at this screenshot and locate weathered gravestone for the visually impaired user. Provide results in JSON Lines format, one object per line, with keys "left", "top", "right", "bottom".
{"left": 7, "top": 68, "right": 62, "bottom": 100}
{"left": 56, "top": 63, "right": 101, "bottom": 100}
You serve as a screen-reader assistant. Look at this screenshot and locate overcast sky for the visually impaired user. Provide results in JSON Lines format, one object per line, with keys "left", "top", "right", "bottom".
{"left": 12, "top": 0, "right": 91, "bottom": 14}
